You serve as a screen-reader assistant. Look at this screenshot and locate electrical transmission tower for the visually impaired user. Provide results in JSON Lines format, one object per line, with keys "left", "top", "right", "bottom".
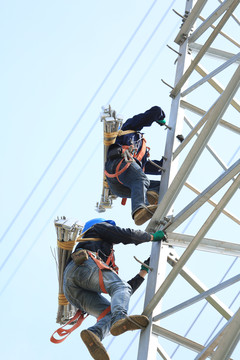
{"left": 137, "top": 0, "right": 240, "bottom": 359}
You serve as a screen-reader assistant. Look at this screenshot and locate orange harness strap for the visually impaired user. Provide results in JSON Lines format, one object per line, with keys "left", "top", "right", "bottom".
{"left": 88, "top": 250, "right": 118, "bottom": 294}
{"left": 104, "top": 138, "right": 147, "bottom": 186}
{"left": 50, "top": 310, "right": 88, "bottom": 344}
{"left": 50, "top": 306, "right": 112, "bottom": 343}
{"left": 97, "top": 305, "right": 111, "bottom": 322}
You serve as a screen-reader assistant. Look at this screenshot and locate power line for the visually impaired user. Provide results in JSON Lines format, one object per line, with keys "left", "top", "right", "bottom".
{"left": 0, "top": 0, "right": 176, "bottom": 271}
{"left": 0, "top": 141, "right": 100, "bottom": 295}
{"left": 0, "top": 0, "right": 158, "bottom": 244}
{"left": 106, "top": 0, "right": 178, "bottom": 106}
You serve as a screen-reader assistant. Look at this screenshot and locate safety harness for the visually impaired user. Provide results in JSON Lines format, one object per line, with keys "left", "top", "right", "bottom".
{"left": 50, "top": 232, "right": 118, "bottom": 344}
{"left": 104, "top": 136, "right": 148, "bottom": 185}
{"left": 77, "top": 235, "right": 119, "bottom": 293}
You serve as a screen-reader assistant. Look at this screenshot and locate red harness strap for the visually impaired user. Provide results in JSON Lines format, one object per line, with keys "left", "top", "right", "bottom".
{"left": 104, "top": 138, "right": 147, "bottom": 186}
{"left": 50, "top": 306, "right": 112, "bottom": 343}
{"left": 97, "top": 305, "right": 111, "bottom": 322}
{"left": 88, "top": 249, "right": 118, "bottom": 294}
{"left": 50, "top": 310, "right": 88, "bottom": 344}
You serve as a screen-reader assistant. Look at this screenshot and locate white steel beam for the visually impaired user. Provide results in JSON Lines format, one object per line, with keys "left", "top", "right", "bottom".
{"left": 137, "top": 244, "right": 169, "bottom": 360}
{"left": 165, "top": 159, "right": 240, "bottom": 232}
{"left": 189, "top": 0, "right": 237, "bottom": 44}
{"left": 147, "top": 64, "right": 240, "bottom": 234}
{"left": 143, "top": 173, "right": 240, "bottom": 318}
{"left": 153, "top": 324, "right": 206, "bottom": 353}
{"left": 153, "top": 274, "right": 237, "bottom": 321}
{"left": 153, "top": 272, "right": 240, "bottom": 322}
{"left": 167, "top": 232, "right": 240, "bottom": 257}
{"left": 183, "top": 117, "right": 228, "bottom": 170}
{"left": 190, "top": 43, "right": 240, "bottom": 63}
{"left": 152, "top": 324, "right": 234, "bottom": 359}
{"left": 156, "top": 344, "right": 172, "bottom": 360}
{"left": 180, "top": 100, "right": 240, "bottom": 134}
{"left": 218, "top": 0, "right": 240, "bottom": 24}
{"left": 184, "top": 181, "right": 240, "bottom": 224}
{"left": 138, "top": 3, "right": 195, "bottom": 358}
{"left": 170, "top": 0, "right": 240, "bottom": 98}
{"left": 195, "top": 64, "right": 240, "bottom": 112}
{"left": 198, "top": 15, "right": 240, "bottom": 48}
{"left": 181, "top": 52, "right": 240, "bottom": 97}
{"left": 174, "top": 0, "right": 208, "bottom": 45}
{"left": 195, "top": 309, "right": 240, "bottom": 359}
{"left": 167, "top": 250, "right": 233, "bottom": 319}
{"left": 211, "top": 307, "right": 240, "bottom": 360}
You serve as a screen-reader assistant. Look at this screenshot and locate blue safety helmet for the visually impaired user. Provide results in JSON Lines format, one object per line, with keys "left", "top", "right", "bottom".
{"left": 81, "top": 218, "right": 116, "bottom": 235}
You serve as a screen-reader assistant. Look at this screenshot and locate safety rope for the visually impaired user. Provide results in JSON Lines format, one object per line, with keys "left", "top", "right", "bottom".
{"left": 104, "top": 129, "right": 136, "bottom": 146}
{"left": 57, "top": 240, "right": 76, "bottom": 250}
{"left": 58, "top": 293, "right": 69, "bottom": 305}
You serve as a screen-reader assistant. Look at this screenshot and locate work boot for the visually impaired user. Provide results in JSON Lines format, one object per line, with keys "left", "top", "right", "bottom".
{"left": 110, "top": 315, "right": 149, "bottom": 336}
{"left": 133, "top": 205, "right": 158, "bottom": 226}
{"left": 81, "top": 330, "right": 110, "bottom": 360}
{"left": 147, "top": 191, "right": 159, "bottom": 205}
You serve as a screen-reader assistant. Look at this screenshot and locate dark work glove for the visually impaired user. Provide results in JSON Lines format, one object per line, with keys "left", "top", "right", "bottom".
{"left": 140, "top": 257, "right": 150, "bottom": 272}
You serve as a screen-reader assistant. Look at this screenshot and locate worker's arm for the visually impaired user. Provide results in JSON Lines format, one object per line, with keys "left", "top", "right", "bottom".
{"left": 94, "top": 223, "right": 166, "bottom": 245}
{"left": 121, "top": 106, "right": 165, "bottom": 132}
{"left": 127, "top": 258, "right": 150, "bottom": 294}
{"left": 145, "top": 158, "right": 164, "bottom": 175}
{"left": 93, "top": 223, "right": 152, "bottom": 245}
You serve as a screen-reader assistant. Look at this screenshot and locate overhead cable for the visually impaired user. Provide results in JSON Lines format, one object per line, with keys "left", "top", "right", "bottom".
{"left": 0, "top": 0, "right": 176, "bottom": 271}
{"left": 0, "top": 0, "right": 158, "bottom": 244}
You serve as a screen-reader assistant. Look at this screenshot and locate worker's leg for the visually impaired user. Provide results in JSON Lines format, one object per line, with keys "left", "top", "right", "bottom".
{"left": 147, "top": 180, "right": 160, "bottom": 204}
{"left": 106, "top": 160, "right": 151, "bottom": 215}
{"left": 63, "top": 258, "right": 132, "bottom": 340}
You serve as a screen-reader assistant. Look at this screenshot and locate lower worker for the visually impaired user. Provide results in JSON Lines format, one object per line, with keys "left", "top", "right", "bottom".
{"left": 63, "top": 218, "right": 166, "bottom": 360}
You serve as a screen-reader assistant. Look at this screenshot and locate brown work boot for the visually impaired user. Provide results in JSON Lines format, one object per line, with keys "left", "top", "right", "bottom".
{"left": 81, "top": 330, "right": 110, "bottom": 360}
{"left": 133, "top": 205, "right": 158, "bottom": 226}
{"left": 110, "top": 315, "right": 149, "bottom": 336}
{"left": 147, "top": 191, "right": 159, "bottom": 205}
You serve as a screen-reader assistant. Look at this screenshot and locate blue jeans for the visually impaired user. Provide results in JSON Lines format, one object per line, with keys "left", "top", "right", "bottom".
{"left": 63, "top": 257, "right": 132, "bottom": 341}
{"left": 105, "top": 159, "right": 160, "bottom": 217}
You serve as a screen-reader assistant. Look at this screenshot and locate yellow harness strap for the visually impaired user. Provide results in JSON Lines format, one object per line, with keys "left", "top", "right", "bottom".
{"left": 76, "top": 236, "right": 102, "bottom": 242}
{"left": 104, "top": 129, "right": 136, "bottom": 146}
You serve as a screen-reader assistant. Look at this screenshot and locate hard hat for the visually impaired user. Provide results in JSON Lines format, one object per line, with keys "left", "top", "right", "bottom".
{"left": 81, "top": 218, "right": 116, "bottom": 235}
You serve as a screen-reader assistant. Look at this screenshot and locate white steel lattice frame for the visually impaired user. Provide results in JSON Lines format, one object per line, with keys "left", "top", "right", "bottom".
{"left": 137, "top": 1, "right": 240, "bottom": 359}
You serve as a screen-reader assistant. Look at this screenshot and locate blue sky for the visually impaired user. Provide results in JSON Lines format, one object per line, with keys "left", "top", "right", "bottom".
{"left": 0, "top": 1, "right": 239, "bottom": 359}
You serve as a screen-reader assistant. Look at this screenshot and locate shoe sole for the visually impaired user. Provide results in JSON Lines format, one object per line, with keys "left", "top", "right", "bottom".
{"left": 81, "top": 330, "right": 110, "bottom": 360}
{"left": 147, "top": 191, "right": 158, "bottom": 205}
{"left": 110, "top": 315, "right": 149, "bottom": 336}
{"left": 134, "top": 205, "right": 158, "bottom": 225}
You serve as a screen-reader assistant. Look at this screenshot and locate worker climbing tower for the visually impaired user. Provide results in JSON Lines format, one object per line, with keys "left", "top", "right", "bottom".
{"left": 137, "top": 0, "right": 240, "bottom": 359}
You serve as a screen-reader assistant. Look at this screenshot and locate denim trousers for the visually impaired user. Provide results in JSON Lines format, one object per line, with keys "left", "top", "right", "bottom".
{"left": 105, "top": 159, "right": 160, "bottom": 216}
{"left": 63, "top": 257, "right": 132, "bottom": 341}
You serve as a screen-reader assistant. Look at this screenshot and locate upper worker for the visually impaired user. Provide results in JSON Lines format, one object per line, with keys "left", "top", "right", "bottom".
{"left": 104, "top": 106, "right": 166, "bottom": 226}
{"left": 63, "top": 217, "right": 166, "bottom": 360}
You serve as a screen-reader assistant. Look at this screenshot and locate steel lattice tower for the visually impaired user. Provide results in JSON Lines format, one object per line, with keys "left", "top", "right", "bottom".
{"left": 137, "top": 0, "right": 240, "bottom": 359}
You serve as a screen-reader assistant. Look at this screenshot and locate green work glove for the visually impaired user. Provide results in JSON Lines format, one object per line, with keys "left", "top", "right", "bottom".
{"left": 151, "top": 230, "right": 166, "bottom": 242}
{"left": 156, "top": 119, "right": 166, "bottom": 126}
{"left": 140, "top": 257, "right": 150, "bottom": 272}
